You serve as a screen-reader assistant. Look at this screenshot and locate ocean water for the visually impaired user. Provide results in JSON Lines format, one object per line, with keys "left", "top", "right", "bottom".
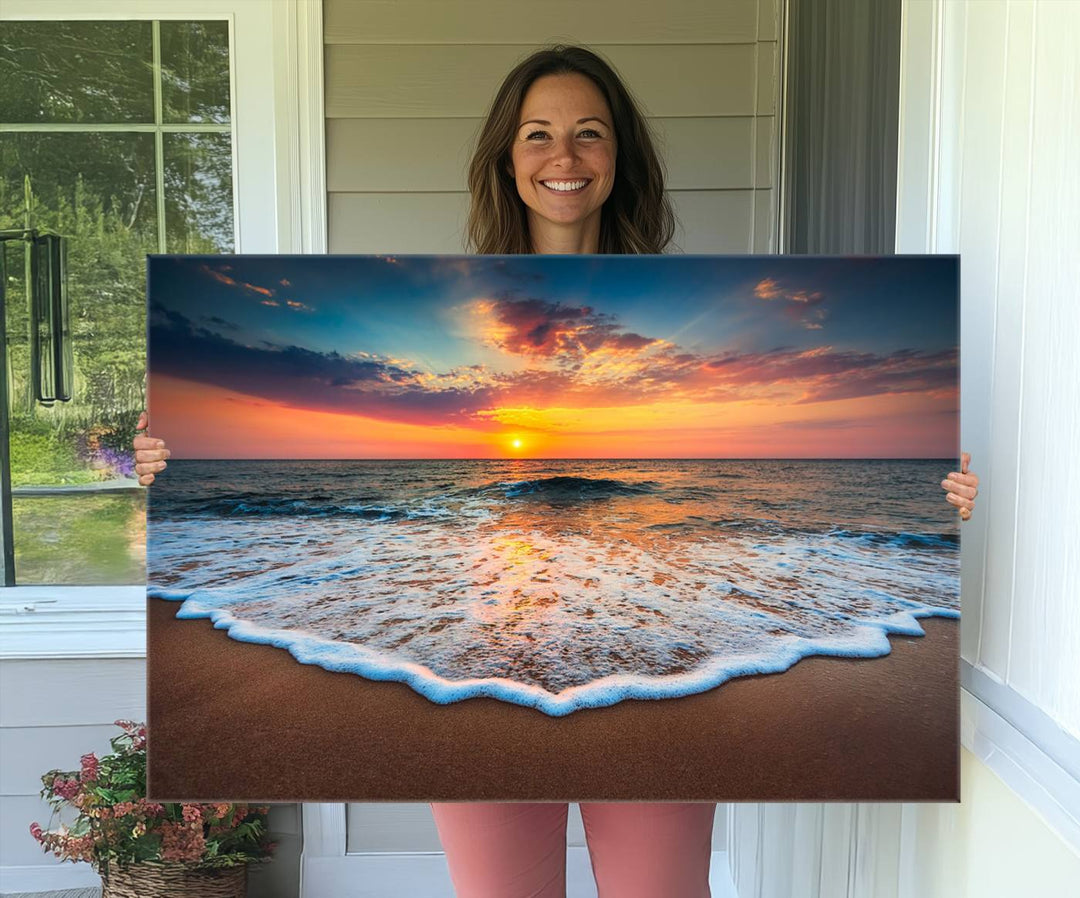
{"left": 148, "top": 459, "right": 959, "bottom": 716}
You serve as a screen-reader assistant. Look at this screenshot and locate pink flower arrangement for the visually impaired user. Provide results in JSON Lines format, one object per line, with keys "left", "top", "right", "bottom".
{"left": 30, "top": 721, "right": 274, "bottom": 876}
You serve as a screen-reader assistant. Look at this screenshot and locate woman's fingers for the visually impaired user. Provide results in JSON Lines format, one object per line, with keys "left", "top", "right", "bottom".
{"left": 941, "top": 477, "right": 978, "bottom": 499}
{"left": 945, "top": 491, "right": 975, "bottom": 511}
{"left": 959, "top": 507, "right": 971, "bottom": 521}
{"left": 134, "top": 411, "right": 167, "bottom": 486}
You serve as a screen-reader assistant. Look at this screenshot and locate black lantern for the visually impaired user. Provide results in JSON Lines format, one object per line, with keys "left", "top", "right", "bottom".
{"left": 30, "top": 233, "right": 73, "bottom": 405}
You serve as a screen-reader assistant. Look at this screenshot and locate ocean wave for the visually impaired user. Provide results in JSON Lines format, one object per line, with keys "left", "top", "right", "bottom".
{"left": 487, "top": 475, "right": 660, "bottom": 502}
{"left": 160, "top": 495, "right": 453, "bottom": 522}
{"left": 826, "top": 528, "right": 958, "bottom": 550}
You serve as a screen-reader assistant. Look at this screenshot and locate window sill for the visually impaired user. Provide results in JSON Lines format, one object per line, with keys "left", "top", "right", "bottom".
{"left": 0, "top": 586, "right": 145, "bottom": 659}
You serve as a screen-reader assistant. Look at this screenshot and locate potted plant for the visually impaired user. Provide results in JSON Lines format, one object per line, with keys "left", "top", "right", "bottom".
{"left": 30, "top": 720, "right": 275, "bottom": 897}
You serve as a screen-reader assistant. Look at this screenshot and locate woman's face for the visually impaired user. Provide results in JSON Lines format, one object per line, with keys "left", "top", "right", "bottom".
{"left": 509, "top": 73, "right": 617, "bottom": 237}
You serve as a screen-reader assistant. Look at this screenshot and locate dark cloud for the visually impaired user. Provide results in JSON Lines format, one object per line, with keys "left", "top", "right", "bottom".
{"left": 149, "top": 305, "right": 498, "bottom": 425}
{"left": 201, "top": 315, "right": 240, "bottom": 331}
{"left": 478, "top": 295, "right": 662, "bottom": 361}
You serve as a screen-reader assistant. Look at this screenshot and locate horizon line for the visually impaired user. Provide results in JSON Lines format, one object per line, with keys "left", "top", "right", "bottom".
{"left": 165, "top": 456, "right": 957, "bottom": 462}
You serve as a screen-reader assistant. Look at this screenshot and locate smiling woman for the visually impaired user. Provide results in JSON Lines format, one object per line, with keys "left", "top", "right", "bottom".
{"left": 465, "top": 45, "right": 674, "bottom": 255}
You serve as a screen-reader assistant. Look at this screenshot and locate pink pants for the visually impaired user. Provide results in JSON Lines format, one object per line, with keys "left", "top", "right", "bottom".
{"left": 431, "top": 802, "right": 716, "bottom": 898}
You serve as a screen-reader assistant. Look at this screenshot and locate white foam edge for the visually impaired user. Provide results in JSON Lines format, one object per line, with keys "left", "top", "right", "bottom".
{"left": 154, "top": 592, "right": 959, "bottom": 718}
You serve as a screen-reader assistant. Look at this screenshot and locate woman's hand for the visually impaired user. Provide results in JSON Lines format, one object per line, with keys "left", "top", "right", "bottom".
{"left": 133, "top": 411, "right": 170, "bottom": 486}
{"left": 942, "top": 452, "right": 979, "bottom": 522}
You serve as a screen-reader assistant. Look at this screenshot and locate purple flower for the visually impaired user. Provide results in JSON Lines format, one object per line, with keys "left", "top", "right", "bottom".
{"left": 95, "top": 446, "right": 136, "bottom": 479}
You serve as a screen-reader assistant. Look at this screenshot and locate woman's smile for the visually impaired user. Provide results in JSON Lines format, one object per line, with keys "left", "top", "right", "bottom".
{"left": 539, "top": 178, "right": 592, "bottom": 193}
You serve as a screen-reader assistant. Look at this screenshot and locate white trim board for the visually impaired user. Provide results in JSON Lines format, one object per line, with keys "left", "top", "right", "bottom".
{"left": 0, "top": 588, "right": 145, "bottom": 659}
{"left": 961, "top": 686, "right": 1080, "bottom": 854}
{"left": 272, "top": 0, "right": 328, "bottom": 254}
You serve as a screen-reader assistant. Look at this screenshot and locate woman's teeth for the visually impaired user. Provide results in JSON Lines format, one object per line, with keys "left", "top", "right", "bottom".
{"left": 542, "top": 179, "right": 589, "bottom": 192}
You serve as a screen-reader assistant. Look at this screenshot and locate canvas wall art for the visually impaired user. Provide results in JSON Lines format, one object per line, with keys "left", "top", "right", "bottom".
{"left": 146, "top": 254, "right": 959, "bottom": 802}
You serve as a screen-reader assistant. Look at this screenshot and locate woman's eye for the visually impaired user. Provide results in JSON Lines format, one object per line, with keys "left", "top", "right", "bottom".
{"left": 522, "top": 129, "right": 603, "bottom": 140}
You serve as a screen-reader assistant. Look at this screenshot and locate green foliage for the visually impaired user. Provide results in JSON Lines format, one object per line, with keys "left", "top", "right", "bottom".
{"left": 31, "top": 722, "right": 275, "bottom": 875}
{"left": 1, "top": 163, "right": 150, "bottom": 481}
{"left": 12, "top": 492, "right": 145, "bottom": 584}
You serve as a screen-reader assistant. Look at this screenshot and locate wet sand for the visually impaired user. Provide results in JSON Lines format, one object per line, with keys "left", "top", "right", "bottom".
{"left": 147, "top": 597, "right": 958, "bottom": 802}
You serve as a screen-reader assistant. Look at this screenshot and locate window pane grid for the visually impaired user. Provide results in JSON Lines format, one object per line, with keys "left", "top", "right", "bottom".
{"left": 0, "top": 18, "right": 235, "bottom": 584}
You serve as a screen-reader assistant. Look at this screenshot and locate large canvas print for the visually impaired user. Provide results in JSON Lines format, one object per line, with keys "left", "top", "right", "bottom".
{"left": 147, "top": 254, "right": 959, "bottom": 801}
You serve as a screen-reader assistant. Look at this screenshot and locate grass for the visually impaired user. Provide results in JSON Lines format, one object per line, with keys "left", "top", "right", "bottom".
{"left": 13, "top": 492, "right": 146, "bottom": 584}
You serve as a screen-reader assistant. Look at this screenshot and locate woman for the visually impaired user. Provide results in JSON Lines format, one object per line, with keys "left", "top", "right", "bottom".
{"left": 135, "top": 45, "right": 979, "bottom": 898}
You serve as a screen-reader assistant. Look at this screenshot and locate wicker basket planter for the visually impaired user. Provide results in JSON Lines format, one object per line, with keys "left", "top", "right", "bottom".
{"left": 100, "top": 861, "right": 247, "bottom": 898}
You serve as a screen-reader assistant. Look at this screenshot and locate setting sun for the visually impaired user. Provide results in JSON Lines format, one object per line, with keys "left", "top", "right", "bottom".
{"left": 511, "top": 438, "right": 524, "bottom": 450}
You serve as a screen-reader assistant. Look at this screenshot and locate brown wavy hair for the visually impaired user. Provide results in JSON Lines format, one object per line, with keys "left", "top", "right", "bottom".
{"left": 465, "top": 45, "right": 676, "bottom": 255}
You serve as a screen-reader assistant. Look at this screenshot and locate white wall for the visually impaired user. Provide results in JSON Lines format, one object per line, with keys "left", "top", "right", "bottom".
{"left": 0, "top": 660, "right": 145, "bottom": 893}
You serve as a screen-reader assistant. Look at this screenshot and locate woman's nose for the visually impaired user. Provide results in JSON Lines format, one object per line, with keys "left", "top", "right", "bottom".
{"left": 548, "top": 134, "right": 580, "bottom": 166}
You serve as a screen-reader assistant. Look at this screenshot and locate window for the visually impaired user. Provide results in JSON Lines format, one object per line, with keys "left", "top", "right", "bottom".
{"left": 0, "top": 0, "right": 318, "bottom": 655}
{"left": 0, "top": 19, "right": 234, "bottom": 585}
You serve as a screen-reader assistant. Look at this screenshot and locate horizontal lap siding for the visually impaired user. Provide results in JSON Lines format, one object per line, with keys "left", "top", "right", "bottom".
{"left": 325, "top": 1, "right": 780, "bottom": 255}
{"left": 329, "top": 189, "right": 759, "bottom": 254}
{"left": 324, "top": 0, "right": 761, "bottom": 45}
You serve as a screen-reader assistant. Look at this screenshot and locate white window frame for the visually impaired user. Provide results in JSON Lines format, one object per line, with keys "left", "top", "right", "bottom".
{"left": 0, "top": 0, "right": 326, "bottom": 659}
{"left": 896, "top": 0, "right": 1080, "bottom": 852}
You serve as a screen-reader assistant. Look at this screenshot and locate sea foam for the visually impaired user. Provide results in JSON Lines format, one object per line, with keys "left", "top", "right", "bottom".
{"left": 149, "top": 459, "right": 960, "bottom": 716}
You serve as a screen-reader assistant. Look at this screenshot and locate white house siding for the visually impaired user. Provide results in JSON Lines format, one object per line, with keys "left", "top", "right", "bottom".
{"left": 0, "top": 654, "right": 300, "bottom": 898}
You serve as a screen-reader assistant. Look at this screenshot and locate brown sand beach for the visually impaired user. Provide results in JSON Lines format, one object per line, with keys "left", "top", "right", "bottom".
{"left": 147, "top": 597, "right": 958, "bottom": 803}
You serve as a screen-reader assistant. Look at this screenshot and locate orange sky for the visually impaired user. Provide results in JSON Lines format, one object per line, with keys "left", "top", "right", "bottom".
{"left": 151, "top": 374, "right": 957, "bottom": 459}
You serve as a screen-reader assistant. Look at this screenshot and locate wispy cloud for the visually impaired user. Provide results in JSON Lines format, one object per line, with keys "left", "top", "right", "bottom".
{"left": 200, "top": 264, "right": 314, "bottom": 313}
{"left": 754, "top": 277, "right": 829, "bottom": 330}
